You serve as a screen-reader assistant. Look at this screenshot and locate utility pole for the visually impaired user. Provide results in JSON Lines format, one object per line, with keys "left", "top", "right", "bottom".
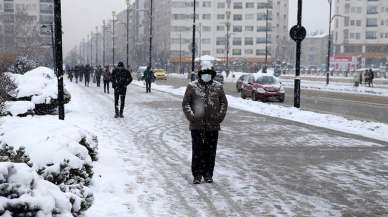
{"left": 326, "top": 0, "right": 332, "bottom": 85}
{"left": 112, "top": 11, "right": 116, "bottom": 66}
{"left": 149, "top": 0, "right": 153, "bottom": 68}
{"left": 191, "top": 0, "right": 196, "bottom": 74}
{"left": 264, "top": 8, "right": 269, "bottom": 73}
{"left": 289, "top": 0, "right": 306, "bottom": 108}
{"left": 53, "top": 0, "right": 65, "bottom": 120}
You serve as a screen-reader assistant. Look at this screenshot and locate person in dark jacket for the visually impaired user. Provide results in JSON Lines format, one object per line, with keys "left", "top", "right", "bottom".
{"left": 74, "top": 65, "right": 79, "bottom": 83}
{"left": 95, "top": 65, "right": 103, "bottom": 87}
{"left": 79, "top": 65, "right": 84, "bottom": 82}
{"left": 84, "top": 65, "right": 91, "bottom": 87}
{"left": 182, "top": 64, "right": 228, "bottom": 184}
{"left": 103, "top": 65, "right": 111, "bottom": 94}
{"left": 368, "top": 69, "right": 374, "bottom": 87}
{"left": 111, "top": 62, "right": 133, "bottom": 118}
{"left": 143, "top": 66, "right": 155, "bottom": 93}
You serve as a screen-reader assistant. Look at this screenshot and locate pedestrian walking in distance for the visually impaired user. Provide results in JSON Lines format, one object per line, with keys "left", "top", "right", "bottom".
{"left": 103, "top": 65, "right": 111, "bottom": 94}
{"left": 143, "top": 66, "right": 155, "bottom": 93}
{"left": 111, "top": 62, "right": 133, "bottom": 118}
{"left": 84, "top": 64, "right": 91, "bottom": 87}
{"left": 95, "top": 65, "right": 103, "bottom": 87}
{"left": 182, "top": 61, "right": 228, "bottom": 184}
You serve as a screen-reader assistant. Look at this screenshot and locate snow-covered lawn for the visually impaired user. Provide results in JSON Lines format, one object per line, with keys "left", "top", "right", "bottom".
{"left": 133, "top": 80, "right": 388, "bottom": 143}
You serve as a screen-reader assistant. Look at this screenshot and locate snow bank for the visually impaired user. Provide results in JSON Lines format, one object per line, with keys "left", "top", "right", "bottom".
{"left": 1, "top": 101, "right": 34, "bottom": 117}
{"left": 0, "top": 162, "right": 73, "bottom": 217}
{"left": 133, "top": 81, "right": 388, "bottom": 143}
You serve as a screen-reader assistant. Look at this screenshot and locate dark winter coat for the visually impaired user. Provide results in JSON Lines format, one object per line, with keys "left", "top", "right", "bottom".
{"left": 95, "top": 67, "right": 103, "bottom": 79}
{"left": 84, "top": 66, "right": 91, "bottom": 82}
{"left": 103, "top": 68, "right": 111, "bottom": 81}
{"left": 111, "top": 66, "right": 133, "bottom": 94}
{"left": 143, "top": 68, "right": 155, "bottom": 82}
{"left": 182, "top": 79, "right": 228, "bottom": 131}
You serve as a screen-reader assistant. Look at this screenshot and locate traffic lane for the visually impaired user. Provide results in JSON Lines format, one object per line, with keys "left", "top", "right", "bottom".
{"left": 158, "top": 77, "right": 388, "bottom": 124}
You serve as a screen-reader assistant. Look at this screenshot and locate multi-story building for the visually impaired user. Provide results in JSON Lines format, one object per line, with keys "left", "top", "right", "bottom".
{"left": 333, "top": 0, "right": 388, "bottom": 67}
{"left": 301, "top": 33, "right": 328, "bottom": 67}
{"left": 0, "top": 0, "right": 53, "bottom": 63}
{"left": 149, "top": 0, "right": 289, "bottom": 73}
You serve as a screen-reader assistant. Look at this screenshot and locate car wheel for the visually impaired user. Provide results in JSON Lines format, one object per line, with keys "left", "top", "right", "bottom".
{"left": 279, "top": 96, "right": 285, "bottom": 103}
{"left": 241, "top": 91, "right": 246, "bottom": 99}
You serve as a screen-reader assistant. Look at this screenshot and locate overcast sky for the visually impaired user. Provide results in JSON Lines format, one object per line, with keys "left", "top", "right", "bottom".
{"left": 62, "top": 0, "right": 330, "bottom": 55}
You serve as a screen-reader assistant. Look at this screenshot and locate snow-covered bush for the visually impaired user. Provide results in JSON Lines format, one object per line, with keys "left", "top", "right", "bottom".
{"left": 0, "top": 144, "right": 33, "bottom": 167}
{"left": 0, "top": 101, "right": 34, "bottom": 117}
{"left": 0, "top": 116, "right": 98, "bottom": 216}
{"left": 8, "top": 56, "right": 39, "bottom": 75}
{"left": 7, "top": 67, "right": 71, "bottom": 115}
{"left": 0, "top": 72, "right": 16, "bottom": 115}
{"left": 0, "top": 162, "right": 73, "bottom": 217}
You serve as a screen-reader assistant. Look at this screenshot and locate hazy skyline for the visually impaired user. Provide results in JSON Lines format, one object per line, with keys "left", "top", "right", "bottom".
{"left": 63, "top": 0, "right": 330, "bottom": 55}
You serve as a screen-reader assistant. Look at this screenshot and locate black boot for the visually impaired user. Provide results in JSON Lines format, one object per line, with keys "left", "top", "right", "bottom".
{"left": 193, "top": 176, "right": 202, "bottom": 184}
{"left": 204, "top": 175, "right": 213, "bottom": 183}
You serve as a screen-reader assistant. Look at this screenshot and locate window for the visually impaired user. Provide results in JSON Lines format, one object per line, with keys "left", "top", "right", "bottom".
{"left": 245, "top": 13, "right": 255, "bottom": 20}
{"left": 202, "top": 26, "right": 211, "bottom": 32}
{"left": 366, "top": 31, "right": 377, "bottom": 39}
{"left": 366, "top": 18, "right": 378, "bottom": 27}
{"left": 233, "top": 14, "right": 242, "bottom": 21}
{"left": 233, "top": 2, "right": 242, "bottom": 9}
{"left": 232, "top": 37, "right": 242, "bottom": 46}
{"left": 233, "top": 25, "right": 242, "bottom": 32}
{"left": 217, "top": 2, "right": 225, "bottom": 8}
{"left": 245, "top": 26, "right": 254, "bottom": 31}
{"left": 245, "top": 49, "right": 253, "bottom": 55}
{"left": 216, "top": 48, "right": 224, "bottom": 54}
{"left": 216, "top": 37, "right": 226, "bottom": 45}
{"left": 244, "top": 37, "right": 254, "bottom": 45}
{"left": 217, "top": 14, "right": 225, "bottom": 20}
{"left": 216, "top": 25, "right": 225, "bottom": 31}
{"left": 202, "top": 1, "right": 211, "bottom": 7}
{"left": 232, "top": 49, "right": 242, "bottom": 55}
{"left": 202, "top": 14, "right": 211, "bottom": 20}
{"left": 246, "top": 2, "right": 254, "bottom": 8}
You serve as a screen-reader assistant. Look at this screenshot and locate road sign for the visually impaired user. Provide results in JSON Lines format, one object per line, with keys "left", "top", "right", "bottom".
{"left": 290, "top": 25, "right": 306, "bottom": 42}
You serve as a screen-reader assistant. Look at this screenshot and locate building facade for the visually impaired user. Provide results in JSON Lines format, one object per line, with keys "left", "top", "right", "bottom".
{"left": 301, "top": 34, "right": 328, "bottom": 67}
{"left": 333, "top": 0, "right": 388, "bottom": 67}
{"left": 0, "top": 0, "right": 53, "bottom": 63}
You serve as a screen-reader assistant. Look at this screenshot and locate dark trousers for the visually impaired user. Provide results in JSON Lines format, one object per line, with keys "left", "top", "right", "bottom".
{"left": 104, "top": 81, "right": 110, "bottom": 93}
{"left": 146, "top": 80, "right": 152, "bottom": 93}
{"left": 96, "top": 78, "right": 101, "bottom": 87}
{"left": 191, "top": 130, "right": 219, "bottom": 178}
{"left": 114, "top": 89, "right": 126, "bottom": 115}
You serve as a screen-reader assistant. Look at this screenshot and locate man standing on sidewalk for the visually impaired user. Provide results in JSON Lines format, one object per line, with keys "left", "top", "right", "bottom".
{"left": 103, "top": 65, "right": 111, "bottom": 94}
{"left": 111, "top": 62, "right": 133, "bottom": 118}
{"left": 182, "top": 62, "right": 228, "bottom": 184}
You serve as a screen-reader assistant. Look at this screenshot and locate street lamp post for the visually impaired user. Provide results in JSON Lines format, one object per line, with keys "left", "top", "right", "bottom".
{"left": 90, "top": 32, "right": 93, "bottom": 66}
{"left": 191, "top": 0, "right": 196, "bottom": 74}
{"left": 112, "top": 11, "right": 116, "bottom": 66}
{"left": 53, "top": 0, "right": 65, "bottom": 120}
{"left": 326, "top": 0, "right": 332, "bottom": 85}
{"left": 264, "top": 8, "right": 269, "bottom": 73}
{"left": 289, "top": 0, "right": 306, "bottom": 108}
{"left": 126, "top": 0, "right": 130, "bottom": 68}
{"left": 149, "top": 0, "right": 153, "bottom": 68}
{"left": 225, "top": 12, "right": 231, "bottom": 77}
{"left": 95, "top": 26, "right": 98, "bottom": 66}
{"left": 102, "top": 20, "right": 106, "bottom": 66}
{"left": 179, "top": 32, "right": 182, "bottom": 74}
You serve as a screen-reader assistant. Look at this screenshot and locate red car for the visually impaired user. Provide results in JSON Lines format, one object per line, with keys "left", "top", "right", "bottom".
{"left": 240, "top": 74, "right": 285, "bottom": 102}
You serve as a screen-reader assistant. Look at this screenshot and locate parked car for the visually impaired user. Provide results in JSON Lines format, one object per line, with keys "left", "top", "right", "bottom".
{"left": 214, "top": 72, "right": 224, "bottom": 84}
{"left": 154, "top": 68, "right": 167, "bottom": 80}
{"left": 240, "top": 74, "right": 285, "bottom": 102}
{"left": 236, "top": 74, "right": 250, "bottom": 92}
{"left": 136, "top": 66, "right": 147, "bottom": 81}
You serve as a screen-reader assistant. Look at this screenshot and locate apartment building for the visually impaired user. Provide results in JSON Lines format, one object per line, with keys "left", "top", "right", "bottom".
{"left": 0, "top": 0, "right": 53, "bottom": 53}
{"left": 333, "top": 0, "right": 388, "bottom": 67}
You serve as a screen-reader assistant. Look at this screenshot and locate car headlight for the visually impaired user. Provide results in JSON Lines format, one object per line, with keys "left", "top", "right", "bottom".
{"left": 256, "top": 88, "right": 266, "bottom": 94}
{"left": 279, "top": 86, "right": 285, "bottom": 93}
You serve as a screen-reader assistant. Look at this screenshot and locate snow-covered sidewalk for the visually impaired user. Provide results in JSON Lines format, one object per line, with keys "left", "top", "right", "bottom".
{"left": 64, "top": 81, "right": 387, "bottom": 216}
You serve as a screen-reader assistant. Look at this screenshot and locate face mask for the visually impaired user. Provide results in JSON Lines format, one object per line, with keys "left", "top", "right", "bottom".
{"left": 201, "top": 74, "right": 212, "bottom": 82}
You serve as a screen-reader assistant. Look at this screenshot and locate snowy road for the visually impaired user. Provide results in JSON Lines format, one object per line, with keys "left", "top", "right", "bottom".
{"left": 66, "top": 82, "right": 388, "bottom": 217}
